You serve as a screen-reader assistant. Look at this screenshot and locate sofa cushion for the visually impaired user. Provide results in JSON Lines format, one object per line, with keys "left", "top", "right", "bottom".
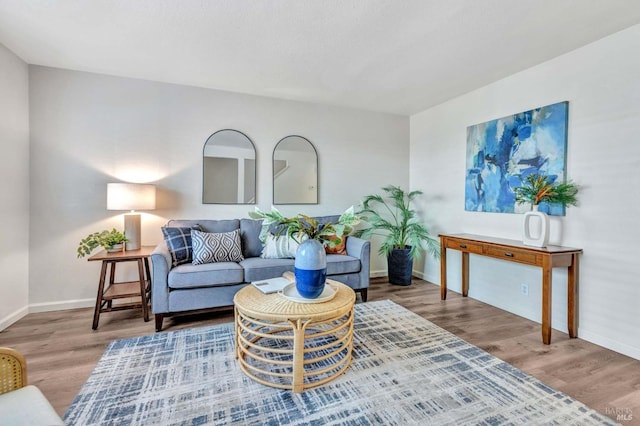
{"left": 325, "top": 235, "right": 347, "bottom": 255}
{"left": 240, "top": 218, "right": 264, "bottom": 258}
{"left": 315, "top": 215, "right": 341, "bottom": 226}
{"left": 168, "top": 219, "right": 239, "bottom": 234}
{"left": 192, "top": 229, "right": 244, "bottom": 264}
{"left": 261, "top": 233, "right": 307, "bottom": 259}
{"left": 241, "top": 257, "right": 295, "bottom": 282}
{"left": 326, "top": 254, "right": 360, "bottom": 275}
{"left": 241, "top": 255, "right": 360, "bottom": 281}
{"left": 161, "top": 225, "right": 201, "bottom": 267}
{"left": 168, "top": 283, "right": 247, "bottom": 312}
{"left": 168, "top": 262, "right": 244, "bottom": 289}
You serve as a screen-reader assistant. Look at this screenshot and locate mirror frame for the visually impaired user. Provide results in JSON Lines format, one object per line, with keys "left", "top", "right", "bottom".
{"left": 272, "top": 135, "right": 319, "bottom": 205}
{"left": 202, "top": 129, "right": 257, "bottom": 204}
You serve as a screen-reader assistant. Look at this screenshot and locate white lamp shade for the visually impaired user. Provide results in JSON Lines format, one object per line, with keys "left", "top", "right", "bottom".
{"left": 107, "top": 183, "right": 156, "bottom": 211}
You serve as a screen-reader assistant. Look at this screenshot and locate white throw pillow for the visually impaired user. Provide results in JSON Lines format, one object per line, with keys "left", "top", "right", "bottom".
{"left": 260, "top": 233, "right": 308, "bottom": 259}
{"left": 191, "top": 229, "right": 244, "bottom": 264}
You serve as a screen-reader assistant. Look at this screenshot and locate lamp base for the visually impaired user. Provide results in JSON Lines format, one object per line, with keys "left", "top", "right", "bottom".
{"left": 124, "top": 213, "right": 141, "bottom": 251}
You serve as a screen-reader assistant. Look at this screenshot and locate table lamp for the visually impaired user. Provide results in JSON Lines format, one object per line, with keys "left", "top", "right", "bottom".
{"left": 107, "top": 183, "right": 156, "bottom": 250}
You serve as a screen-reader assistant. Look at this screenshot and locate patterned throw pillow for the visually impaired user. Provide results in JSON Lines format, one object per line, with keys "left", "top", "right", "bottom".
{"left": 191, "top": 229, "right": 244, "bottom": 264}
{"left": 162, "top": 225, "right": 201, "bottom": 267}
{"left": 260, "top": 233, "right": 308, "bottom": 259}
{"left": 325, "top": 235, "right": 347, "bottom": 255}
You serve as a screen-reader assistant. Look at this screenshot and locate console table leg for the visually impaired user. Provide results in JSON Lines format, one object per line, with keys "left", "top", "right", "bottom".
{"left": 440, "top": 242, "right": 447, "bottom": 300}
{"left": 541, "top": 258, "right": 552, "bottom": 345}
{"left": 567, "top": 253, "right": 579, "bottom": 338}
{"left": 461, "top": 252, "right": 469, "bottom": 297}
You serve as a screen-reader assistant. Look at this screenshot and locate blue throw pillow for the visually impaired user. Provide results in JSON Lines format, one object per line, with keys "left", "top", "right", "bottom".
{"left": 161, "top": 225, "right": 201, "bottom": 267}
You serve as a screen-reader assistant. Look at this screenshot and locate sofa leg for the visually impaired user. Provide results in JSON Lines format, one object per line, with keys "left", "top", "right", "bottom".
{"left": 155, "top": 314, "right": 164, "bottom": 332}
{"left": 359, "top": 288, "right": 368, "bottom": 302}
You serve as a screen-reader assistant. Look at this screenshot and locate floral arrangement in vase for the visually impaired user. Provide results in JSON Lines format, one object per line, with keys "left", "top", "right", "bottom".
{"left": 513, "top": 174, "right": 579, "bottom": 247}
{"left": 513, "top": 173, "right": 579, "bottom": 209}
{"left": 249, "top": 206, "right": 360, "bottom": 298}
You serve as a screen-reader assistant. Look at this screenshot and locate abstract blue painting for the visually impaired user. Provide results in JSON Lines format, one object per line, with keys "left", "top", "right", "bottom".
{"left": 465, "top": 101, "right": 569, "bottom": 216}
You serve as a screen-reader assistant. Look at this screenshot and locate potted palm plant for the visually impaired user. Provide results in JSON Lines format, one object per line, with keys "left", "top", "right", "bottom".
{"left": 355, "top": 185, "right": 439, "bottom": 286}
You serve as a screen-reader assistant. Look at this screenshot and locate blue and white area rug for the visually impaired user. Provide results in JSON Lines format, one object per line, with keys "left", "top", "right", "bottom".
{"left": 64, "top": 300, "right": 615, "bottom": 425}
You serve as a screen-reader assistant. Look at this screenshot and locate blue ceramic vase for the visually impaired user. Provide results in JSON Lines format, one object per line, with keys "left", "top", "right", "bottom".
{"left": 294, "top": 239, "right": 327, "bottom": 299}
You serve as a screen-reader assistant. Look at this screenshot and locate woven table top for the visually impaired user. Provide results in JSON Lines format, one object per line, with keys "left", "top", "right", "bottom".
{"left": 234, "top": 279, "right": 356, "bottom": 322}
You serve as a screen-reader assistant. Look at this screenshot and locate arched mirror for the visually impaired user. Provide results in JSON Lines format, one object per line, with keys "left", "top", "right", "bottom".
{"left": 203, "top": 129, "right": 256, "bottom": 204}
{"left": 273, "top": 135, "right": 318, "bottom": 204}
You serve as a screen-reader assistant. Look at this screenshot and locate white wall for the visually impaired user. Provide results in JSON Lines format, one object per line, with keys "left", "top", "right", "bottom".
{"left": 0, "top": 43, "right": 30, "bottom": 330}
{"left": 410, "top": 25, "right": 640, "bottom": 360}
{"left": 27, "top": 66, "right": 408, "bottom": 310}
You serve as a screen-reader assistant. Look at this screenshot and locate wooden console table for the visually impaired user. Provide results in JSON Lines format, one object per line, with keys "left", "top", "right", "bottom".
{"left": 439, "top": 233, "right": 582, "bottom": 345}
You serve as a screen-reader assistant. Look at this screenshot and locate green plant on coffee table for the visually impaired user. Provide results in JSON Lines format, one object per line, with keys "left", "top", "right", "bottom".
{"left": 513, "top": 173, "right": 579, "bottom": 208}
{"left": 248, "top": 206, "right": 360, "bottom": 247}
{"left": 77, "top": 228, "right": 128, "bottom": 258}
{"left": 355, "top": 185, "right": 439, "bottom": 260}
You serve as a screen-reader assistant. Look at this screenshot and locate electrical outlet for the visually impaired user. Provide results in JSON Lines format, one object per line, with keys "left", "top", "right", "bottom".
{"left": 521, "top": 283, "right": 529, "bottom": 296}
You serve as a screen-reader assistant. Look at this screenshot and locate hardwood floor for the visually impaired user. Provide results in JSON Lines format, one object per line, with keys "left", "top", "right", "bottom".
{"left": 1, "top": 277, "right": 639, "bottom": 424}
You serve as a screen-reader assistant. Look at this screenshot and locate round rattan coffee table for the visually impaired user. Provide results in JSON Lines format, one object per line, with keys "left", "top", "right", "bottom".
{"left": 233, "top": 279, "right": 356, "bottom": 392}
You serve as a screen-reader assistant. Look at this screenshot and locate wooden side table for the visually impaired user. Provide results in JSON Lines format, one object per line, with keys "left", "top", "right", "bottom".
{"left": 88, "top": 246, "right": 155, "bottom": 330}
{"left": 234, "top": 280, "right": 355, "bottom": 392}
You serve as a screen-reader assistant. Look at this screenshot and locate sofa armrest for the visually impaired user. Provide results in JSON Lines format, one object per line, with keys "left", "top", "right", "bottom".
{"left": 346, "top": 236, "right": 371, "bottom": 289}
{"left": 151, "top": 243, "right": 172, "bottom": 314}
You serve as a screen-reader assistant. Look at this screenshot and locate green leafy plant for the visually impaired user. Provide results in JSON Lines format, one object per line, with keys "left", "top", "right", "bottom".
{"left": 355, "top": 185, "right": 439, "bottom": 260}
{"left": 513, "top": 174, "right": 579, "bottom": 208}
{"left": 77, "top": 229, "right": 128, "bottom": 258}
{"left": 248, "top": 206, "right": 360, "bottom": 247}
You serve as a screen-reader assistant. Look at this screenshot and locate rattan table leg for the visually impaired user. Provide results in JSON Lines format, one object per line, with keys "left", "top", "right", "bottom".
{"left": 291, "top": 318, "right": 310, "bottom": 393}
{"left": 234, "top": 306, "right": 239, "bottom": 360}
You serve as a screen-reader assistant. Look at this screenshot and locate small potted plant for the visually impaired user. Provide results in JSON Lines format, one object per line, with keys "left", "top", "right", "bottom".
{"left": 355, "top": 185, "right": 439, "bottom": 286}
{"left": 77, "top": 229, "right": 128, "bottom": 258}
{"left": 249, "top": 206, "right": 359, "bottom": 246}
{"left": 249, "top": 206, "right": 360, "bottom": 298}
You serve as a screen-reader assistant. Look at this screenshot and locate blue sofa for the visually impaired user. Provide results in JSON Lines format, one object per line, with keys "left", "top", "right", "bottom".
{"left": 151, "top": 216, "right": 370, "bottom": 331}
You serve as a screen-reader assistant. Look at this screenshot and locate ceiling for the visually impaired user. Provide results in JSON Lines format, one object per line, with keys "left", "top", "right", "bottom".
{"left": 1, "top": 1, "right": 639, "bottom": 116}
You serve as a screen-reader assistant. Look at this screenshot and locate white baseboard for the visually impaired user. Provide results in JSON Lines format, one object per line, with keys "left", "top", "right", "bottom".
{"left": 0, "top": 306, "right": 29, "bottom": 332}
{"left": 412, "top": 270, "right": 425, "bottom": 280}
{"left": 29, "top": 298, "right": 94, "bottom": 313}
{"left": 578, "top": 329, "right": 640, "bottom": 361}
{"left": 371, "top": 270, "right": 435, "bottom": 280}
{"left": 370, "top": 269, "right": 387, "bottom": 278}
